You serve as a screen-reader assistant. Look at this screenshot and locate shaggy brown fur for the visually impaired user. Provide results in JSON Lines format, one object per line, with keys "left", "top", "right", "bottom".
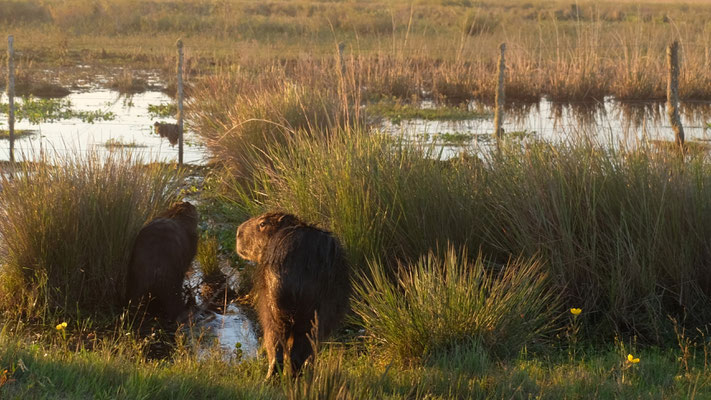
{"left": 127, "top": 201, "right": 198, "bottom": 321}
{"left": 153, "top": 122, "right": 179, "bottom": 146}
{"left": 236, "top": 212, "right": 350, "bottom": 378}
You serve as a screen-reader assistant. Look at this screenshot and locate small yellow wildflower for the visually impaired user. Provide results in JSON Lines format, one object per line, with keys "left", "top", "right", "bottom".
{"left": 627, "top": 354, "right": 640, "bottom": 364}
{"left": 55, "top": 322, "right": 67, "bottom": 331}
{"left": 570, "top": 308, "right": 582, "bottom": 316}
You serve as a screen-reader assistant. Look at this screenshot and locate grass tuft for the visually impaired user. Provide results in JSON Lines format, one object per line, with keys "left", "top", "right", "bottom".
{"left": 353, "top": 247, "right": 557, "bottom": 362}
{"left": 0, "top": 151, "right": 183, "bottom": 321}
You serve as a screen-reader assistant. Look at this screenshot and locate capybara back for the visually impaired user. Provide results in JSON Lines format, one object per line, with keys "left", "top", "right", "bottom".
{"left": 127, "top": 201, "right": 198, "bottom": 321}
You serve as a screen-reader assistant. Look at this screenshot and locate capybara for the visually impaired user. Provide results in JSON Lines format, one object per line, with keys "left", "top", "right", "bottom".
{"left": 153, "top": 122, "right": 179, "bottom": 146}
{"left": 127, "top": 201, "right": 198, "bottom": 321}
{"left": 235, "top": 212, "right": 350, "bottom": 378}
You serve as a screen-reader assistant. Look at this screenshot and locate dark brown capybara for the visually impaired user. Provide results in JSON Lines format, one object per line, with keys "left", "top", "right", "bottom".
{"left": 235, "top": 212, "right": 350, "bottom": 378}
{"left": 127, "top": 201, "right": 198, "bottom": 321}
{"left": 153, "top": 122, "right": 179, "bottom": 146}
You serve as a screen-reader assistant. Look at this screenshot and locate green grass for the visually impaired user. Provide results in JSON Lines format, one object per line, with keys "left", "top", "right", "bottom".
{"left": 0, "top": 129, "right": 35, "bottom": 140}
{"left": 196, "top": 234, "right": 221, "bottom": 281}
{"left": 354, "top": 248, "right": 558, "bottom": 362}
{"left": 217, "top": 122, "right": 711, "bottom": 340}
{"left": 2, "top": 322, "right": 711, "bottom": 399}
{"left": 5, "top": 130, "right": 711, "bottom": 397}
{"left": 103, "top": 138, "right": 147, "bottom": 148}
{"left": 149, "top": 103, "right": 178, "bottom": 119}
{"left": 0, "top": 96, "right": 115, "bottom": 124}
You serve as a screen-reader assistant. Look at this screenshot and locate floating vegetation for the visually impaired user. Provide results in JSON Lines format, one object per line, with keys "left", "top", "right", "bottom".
{"left": 414, "top": 130, "right": 536, "bottom": 146}
{"left": 418, "top": 132, "right": 482, "bottom": 145}
{"left": 506, "top": 129, "right": 536, "bottom": 140}
{"left": 0, "top": 129, "right": 35, "bottom": 140}
{"left": 148, "top": 103, "right": 177, "bottom": 119}
{"left": 0, "top": 96, "right": 115, "bottom": 124}
{"left": 103, "top": 138, "right": 147, "bottom": 148}
{"left": 366, "top": 99, "right": 491, "bottom": 124}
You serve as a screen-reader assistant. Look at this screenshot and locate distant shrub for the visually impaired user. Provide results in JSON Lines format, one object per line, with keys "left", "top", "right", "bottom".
{"left": 188, "top": 75, "right": 353, "bottom": 180}
{"left": 0, "top": 1, "right": 50, "bottom": 25}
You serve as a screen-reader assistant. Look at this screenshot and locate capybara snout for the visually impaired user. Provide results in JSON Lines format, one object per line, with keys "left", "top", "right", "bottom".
{"left": 235, "top": 212, "right": 350, "bottom": 378}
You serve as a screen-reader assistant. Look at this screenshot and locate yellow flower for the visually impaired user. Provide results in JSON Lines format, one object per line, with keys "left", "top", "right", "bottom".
{"left": 55, "top": 322, "right": 67, "bottom": 331}
{"left": 570, "top": 308, "right": 582, "bottom": 316}
{"left": 627, "top": 354, "right": 640, "bottom": 364}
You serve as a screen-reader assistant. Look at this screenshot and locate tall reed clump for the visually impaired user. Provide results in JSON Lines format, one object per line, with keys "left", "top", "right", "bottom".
{"left": 0, "top": 152, "right": 182, "bottom": 320}
{"left": 479, "top": 142, "right": 711, "bottom": 340}
{"left": 233, "top": 126, "right": 711, "bottom": 339}
{"left": 188, "top": 72, "right": 354, "bottom": 180}
{"left": 232, "top": 130, "right": 485, "bottom": 270}
{"left": 353, "top": 247, "right": 557, "bottom": 362}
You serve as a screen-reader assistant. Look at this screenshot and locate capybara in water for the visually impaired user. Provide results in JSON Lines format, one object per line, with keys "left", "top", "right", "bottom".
{"left": 235, "top": 212, "right": 350, "bottom": 378}
{"left": 153, "top": 122, "right": 179, "bottom": 146}
{"left": 127, "top": 201, "right": 198, "bottom": 321}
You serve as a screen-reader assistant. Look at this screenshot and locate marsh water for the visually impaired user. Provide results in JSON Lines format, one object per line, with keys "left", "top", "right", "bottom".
{"left": 1, "top": 87, "right": 709, "bottom": 164}
{"left": 382, "top": 98, "right": 711, "bottom": 158}
{"left": 2, "top": 82, "right": 711, "bottom": 360}
{"left": 0, "top": 90, "right": 206, "bottom": 164}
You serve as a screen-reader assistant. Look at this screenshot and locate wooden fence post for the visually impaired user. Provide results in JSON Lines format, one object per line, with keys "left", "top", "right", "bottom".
{"left": 7, "top": 35, "right": 15, "bottom": 163}
{"left": 176, "top": 39, "right": 184, "bottom": 165}
{"left": 494, "top": 43, "right": 506, "bottom": 146}
{"left": 667, "top": 40, "right": 684, "bottom": 149}
{"left": 338, "top": 42, "right": 346, "bottom": 76}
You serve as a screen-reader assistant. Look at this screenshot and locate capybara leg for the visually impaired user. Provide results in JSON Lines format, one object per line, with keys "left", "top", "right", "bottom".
{"left": 264, "top": 329, "right": 283, "bottom": 380}
{"left": 161, "top": 286, "right": 186, "bottom": 322}
{"left": 289, "top": 333, "right": 314, "bottom": 376}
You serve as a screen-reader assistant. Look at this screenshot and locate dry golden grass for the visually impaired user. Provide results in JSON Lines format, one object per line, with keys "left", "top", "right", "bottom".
{"left": 0, "top": 0, "right": 709, "bottom": 101}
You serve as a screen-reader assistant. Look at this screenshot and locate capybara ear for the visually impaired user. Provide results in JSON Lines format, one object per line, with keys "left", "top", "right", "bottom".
{"left": 277, "top": 213, "right": 299, "bottom": 227}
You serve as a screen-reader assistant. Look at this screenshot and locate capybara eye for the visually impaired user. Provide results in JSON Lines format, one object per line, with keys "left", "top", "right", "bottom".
{"left": 259, "top": 221, "right": 267, "bottom": 229}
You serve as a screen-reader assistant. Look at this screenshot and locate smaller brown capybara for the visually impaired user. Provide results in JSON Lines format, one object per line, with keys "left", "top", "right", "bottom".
{"left": 236, "top": 212, "right": 350, "bottom": 378}
{"left": 127, "top": 201, "right": 198, "bottom": 321}
{"left": 153, "top": 122, "right": 179, "bottom": 146}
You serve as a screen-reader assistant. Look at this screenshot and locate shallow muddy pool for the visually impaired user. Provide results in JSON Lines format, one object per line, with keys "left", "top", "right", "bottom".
{"left": 0, "top": 90, "right": 207, "bottom": 164}
{"left": 189, "top": 304, "right": 260, "bottom": 361}
{"left": 185, "top": 267, "right": 260, "bottom": 361}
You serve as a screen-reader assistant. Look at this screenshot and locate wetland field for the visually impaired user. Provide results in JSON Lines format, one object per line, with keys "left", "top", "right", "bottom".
{"left": 4, "top": 1, "right": 711, "bottom": 398}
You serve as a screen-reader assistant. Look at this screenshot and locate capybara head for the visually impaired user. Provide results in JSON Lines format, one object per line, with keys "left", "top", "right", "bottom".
{"left": 159, "top": 201, "right": 198, "bottom": 222}
{"left": 235, "top": 212, "right": 301, "bottom": 264}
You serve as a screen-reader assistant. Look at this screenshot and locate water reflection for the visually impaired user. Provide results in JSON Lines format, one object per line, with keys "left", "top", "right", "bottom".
{"left": 381, "top": 97, "right": 711, "bottom": 158}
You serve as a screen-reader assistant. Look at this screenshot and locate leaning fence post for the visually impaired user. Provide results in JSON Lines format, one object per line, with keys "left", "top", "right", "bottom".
{"left": 667, "top": 40, "right": 684, "bottom": 149}
{"left": 7, "top": 35, "right": 15, "bottom": 163}
{"left": 494, "top": 43, "right": 506, "bottom": 146}
{"left": 176, "top": 39, "right": 184, "bottom": 166}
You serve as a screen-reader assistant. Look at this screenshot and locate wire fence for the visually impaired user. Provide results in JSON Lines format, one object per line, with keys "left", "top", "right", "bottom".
{"left": 3, "top": 37, "right": 711, "bottom": 164}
